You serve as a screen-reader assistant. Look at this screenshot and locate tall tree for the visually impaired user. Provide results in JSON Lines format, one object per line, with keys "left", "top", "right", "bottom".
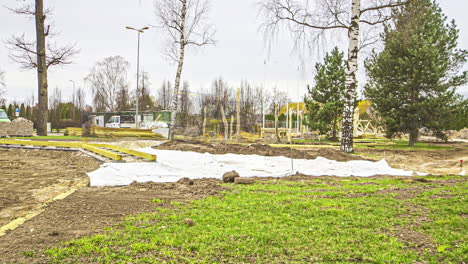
{"left": 0, "top": 68, "right": 5, "bottom": 106}
{"left": 155, "top": 0, "right": 216, "bottom": 135}
{"left": 137, "top": 71, "right": 155, "bottom": 111}
{"left": 305, "top": 47, "right": 347, "bottom": 140}
{"left": 7, "top": 0, "right": 78, "bottom": 135}
{"left": 365, "top": 0, "right": 467, "bottom": 146}
{"left": 259, "top": 0, "right": 406, "bottom": 152}
{"left": 178, "top": 81, "right": 192, "bottom": 127}
{"left": 86, "top": 56, "right": 130, "bottom": 112}
{"left": 157, "top": 81, "right": 173, "bottom": 110}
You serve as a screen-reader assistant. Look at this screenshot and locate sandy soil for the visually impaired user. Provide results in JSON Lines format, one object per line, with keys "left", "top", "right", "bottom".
{"left": 0, "top": 148, "right": 100, "bottom": 228}
{"left": 0, "top": 179, "right": 227, "bottom": 264}
{"left": 357, "top": 141, "right": 468, "bottom": 175}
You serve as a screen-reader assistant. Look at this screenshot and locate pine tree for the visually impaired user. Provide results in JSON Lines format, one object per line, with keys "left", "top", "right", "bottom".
{"left": 364, "top": 0, "right": 467, "bottom": 146}
{"left": 20, "top": 103, "right": 26, "bottom": 117}
{"left": 7, "top": 104, "right": 13, "bottom": 117}
{"left": 305, "top": 47, "right": 347, "bottom": 140}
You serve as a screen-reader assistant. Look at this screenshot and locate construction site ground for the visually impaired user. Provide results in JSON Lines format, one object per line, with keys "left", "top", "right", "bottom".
{"left": 0, "top": 139, "right": 467, "bottom": 263}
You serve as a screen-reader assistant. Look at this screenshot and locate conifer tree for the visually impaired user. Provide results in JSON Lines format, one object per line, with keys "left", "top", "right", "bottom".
{"left": 365, "top": 0, "right": 467, "bottom": 146}
{"left": 305, "top": 47, "right": 347, "bottom": 140}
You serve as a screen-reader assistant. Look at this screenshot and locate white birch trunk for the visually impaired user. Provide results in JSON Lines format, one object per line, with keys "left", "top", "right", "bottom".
{"left": 169, "top": 0, "right": 187, "bottom": 139}
{"left": 341, "top": 0, "right": 361, "bottom": 153}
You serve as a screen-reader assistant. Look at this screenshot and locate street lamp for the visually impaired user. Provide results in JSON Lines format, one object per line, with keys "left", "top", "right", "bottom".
{"left": 126, "top": 26, "right": 149, "bottom": 128}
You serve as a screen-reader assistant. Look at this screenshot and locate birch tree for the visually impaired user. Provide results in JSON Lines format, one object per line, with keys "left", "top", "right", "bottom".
{"left": 86, "top": 56, "right": 130, "bottom": 112}
{"left": 6, "top": 0, "right": 78, "bottom": 136}
{"left": 259, "top": 0, "right": 406, "bottom": 152}
{"left": 155, "top": 0, "right": 216, "bottom": 136}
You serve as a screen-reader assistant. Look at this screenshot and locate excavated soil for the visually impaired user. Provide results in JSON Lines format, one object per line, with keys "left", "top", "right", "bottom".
{"left": 0, "top": 178, "right": 227, "bottom": 264}
{"left": 0, "top": 148, "right": 100, "bottom": 228}
{"left": 359, "top": 141, "right": 468, "bottom": 175}
{"left": 154, "top": 140, "right": 364, "bottom": 162}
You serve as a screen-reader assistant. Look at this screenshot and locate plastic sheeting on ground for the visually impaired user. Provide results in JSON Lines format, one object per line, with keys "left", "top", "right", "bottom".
{"left": 87, "top": 148, "right": 414, "bottom": 187}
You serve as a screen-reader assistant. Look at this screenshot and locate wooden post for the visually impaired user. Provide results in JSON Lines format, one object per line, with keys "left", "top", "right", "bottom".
{"left": 236, "top": 88, "right": 241, "bottom": 143}
{"left": 230, "top": 115, "right": 234, "bottom": 141}
{"left": 275, "top": 104, "right": 280, "bottom": 142}
{"left": 288, "top": 109, "right": 293, "bottom": 143}
{"left": 202, "top": 106, "right": 206, "bottom": 139}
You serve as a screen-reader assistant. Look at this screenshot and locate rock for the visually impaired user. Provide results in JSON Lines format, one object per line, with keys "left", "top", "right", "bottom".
{"left": 184, "top": 218, "right": 195, "bottom": 226}
{"left": 177, "top": 177, "right": 194, "bottom": 185}
{"left": 234, "top": 177, "right": 255, "bottom": 185}
{"left": 222, "top": 170, "right": 239, "bottom": 183}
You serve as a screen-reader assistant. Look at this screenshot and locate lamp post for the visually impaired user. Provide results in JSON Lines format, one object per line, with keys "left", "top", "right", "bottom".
{"left": 126, "top": 26, "right": 149, "bottom": 128}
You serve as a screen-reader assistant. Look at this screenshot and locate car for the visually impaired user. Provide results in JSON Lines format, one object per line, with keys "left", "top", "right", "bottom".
{"left": 0, "top": 109, "right": 11, "bottom": 123}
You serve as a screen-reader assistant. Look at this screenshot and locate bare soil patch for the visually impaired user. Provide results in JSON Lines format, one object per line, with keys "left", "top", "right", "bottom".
{"left": 154, "top": 140, "right": 364, "bottom": 162}
{"left": 359, "top": 142, "right": 468, "bottom": 175}
{"left": 0, "top": 148, "right": 100, "bottom": 228}
{"left": 0, "top": 178, "right": 227, "bottom": 264}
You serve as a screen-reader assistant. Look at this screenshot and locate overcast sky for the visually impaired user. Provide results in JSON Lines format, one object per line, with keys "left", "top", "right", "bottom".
{"left": 0, "top": 0, "right": 467, "bottom": 104}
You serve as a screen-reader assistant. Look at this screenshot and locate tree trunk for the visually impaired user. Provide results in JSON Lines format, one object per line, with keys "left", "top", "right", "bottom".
{"left": 220, "top": 105, "right": 229, "bottom": 142}
{"left": 409, "top": 126, "right": 419, "bottom": 147}
{"left": 35, "top": 0, "right": 48, "bottom": 136}
{"left": 169, "top": 0, "right": 187, "bottom": 139}
{"left": 340, "top": 0, "right": 361, "bottom": 153}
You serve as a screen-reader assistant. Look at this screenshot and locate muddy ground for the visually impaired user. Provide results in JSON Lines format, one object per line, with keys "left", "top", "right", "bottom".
{"left": 154, "top": 140, "right": 365, "bottom": 162}
{"left": 0, "top": 179, "right": 227, "bottom": 264}
{"left": 0, "top": 148, "right": 100, "bottom": 228}
{"left": 155, "top": 140, "right": 468, "bottom": 175}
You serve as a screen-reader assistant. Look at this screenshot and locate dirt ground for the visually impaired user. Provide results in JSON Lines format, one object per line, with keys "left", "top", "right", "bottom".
{"left": 154, "top": 140, "right": 365, "bottom": 162}
{"left": 155, "top": 140, "right": 468, "bottom": 175}
{"left": 358, "top": 141, "right": 468, "bottom": 175}
{"left": 0, "top": 179, "right": 227, "bottom": 264}
{"left": 0, "top": 148, "right": 100, "bottom": 228}
{"left": 1, "top": 140, "right": 466, "bottom": 263}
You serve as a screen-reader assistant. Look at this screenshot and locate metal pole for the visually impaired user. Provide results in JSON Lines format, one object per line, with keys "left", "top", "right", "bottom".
{"left": 136, "top": 31, "right": 141, "bottom": 128}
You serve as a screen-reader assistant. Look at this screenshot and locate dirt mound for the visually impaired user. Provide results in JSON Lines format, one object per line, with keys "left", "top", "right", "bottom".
{"left": 154, "top": 140, "right": 363, "bottom": 161}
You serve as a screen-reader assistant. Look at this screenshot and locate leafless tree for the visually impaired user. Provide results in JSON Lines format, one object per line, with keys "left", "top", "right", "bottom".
{"left": 240, "top": 81, "right": 261, "bottom": 132}
{"left": 136, "top": 71, "right": 156, "bottom": 111}
{"left": 0, "top": 68, "right": 5, "bottom": 87}
{"left": 157, "top": 81, "right": 173, "bottom": 110}
{"left": 259, "top": 0, "right": 406, "bottom": 152}
{"left": 6, "top": 0, "right": 78, "bottom": 135}
{"left": 154, "top": 0, "right": 216, "bottom": 132}
{"left": 85, "top": 56, "right": 130, "bottom": 112}
{"left": 178, "top": 81, "right": 192, "bottom": 127}
{"left": 269, "top": 87, "right": 289, "bottom": 114}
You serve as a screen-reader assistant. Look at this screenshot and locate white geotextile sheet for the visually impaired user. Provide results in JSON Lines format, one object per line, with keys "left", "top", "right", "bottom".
{"left": 87, "top": 148, "right": 414, "bottom": 187}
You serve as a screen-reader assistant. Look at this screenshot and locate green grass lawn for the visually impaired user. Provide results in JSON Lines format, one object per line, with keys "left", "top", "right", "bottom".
{"left": 42, "top": 176, "right": 466, "bottom": 264}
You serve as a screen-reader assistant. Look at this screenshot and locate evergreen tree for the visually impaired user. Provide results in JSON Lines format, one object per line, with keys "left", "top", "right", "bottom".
{"left": 20, "top": 103, "right": 26, "bottom": 117}
{"left": 26, "top": 105, "right": 32, "bottom": 120}
{"left": 7, "top": 104, "right": 13, "bottom": 117}
{"left": 364, "top": 0, "right": 467, "bottom": 146}
{"left": 305, "top": 47, "right": 346, "bottom": 140}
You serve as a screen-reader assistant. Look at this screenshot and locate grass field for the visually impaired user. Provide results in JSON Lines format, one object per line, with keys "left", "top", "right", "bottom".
{"left": 42, "top": 176, "right": 466, "bottom": 264}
